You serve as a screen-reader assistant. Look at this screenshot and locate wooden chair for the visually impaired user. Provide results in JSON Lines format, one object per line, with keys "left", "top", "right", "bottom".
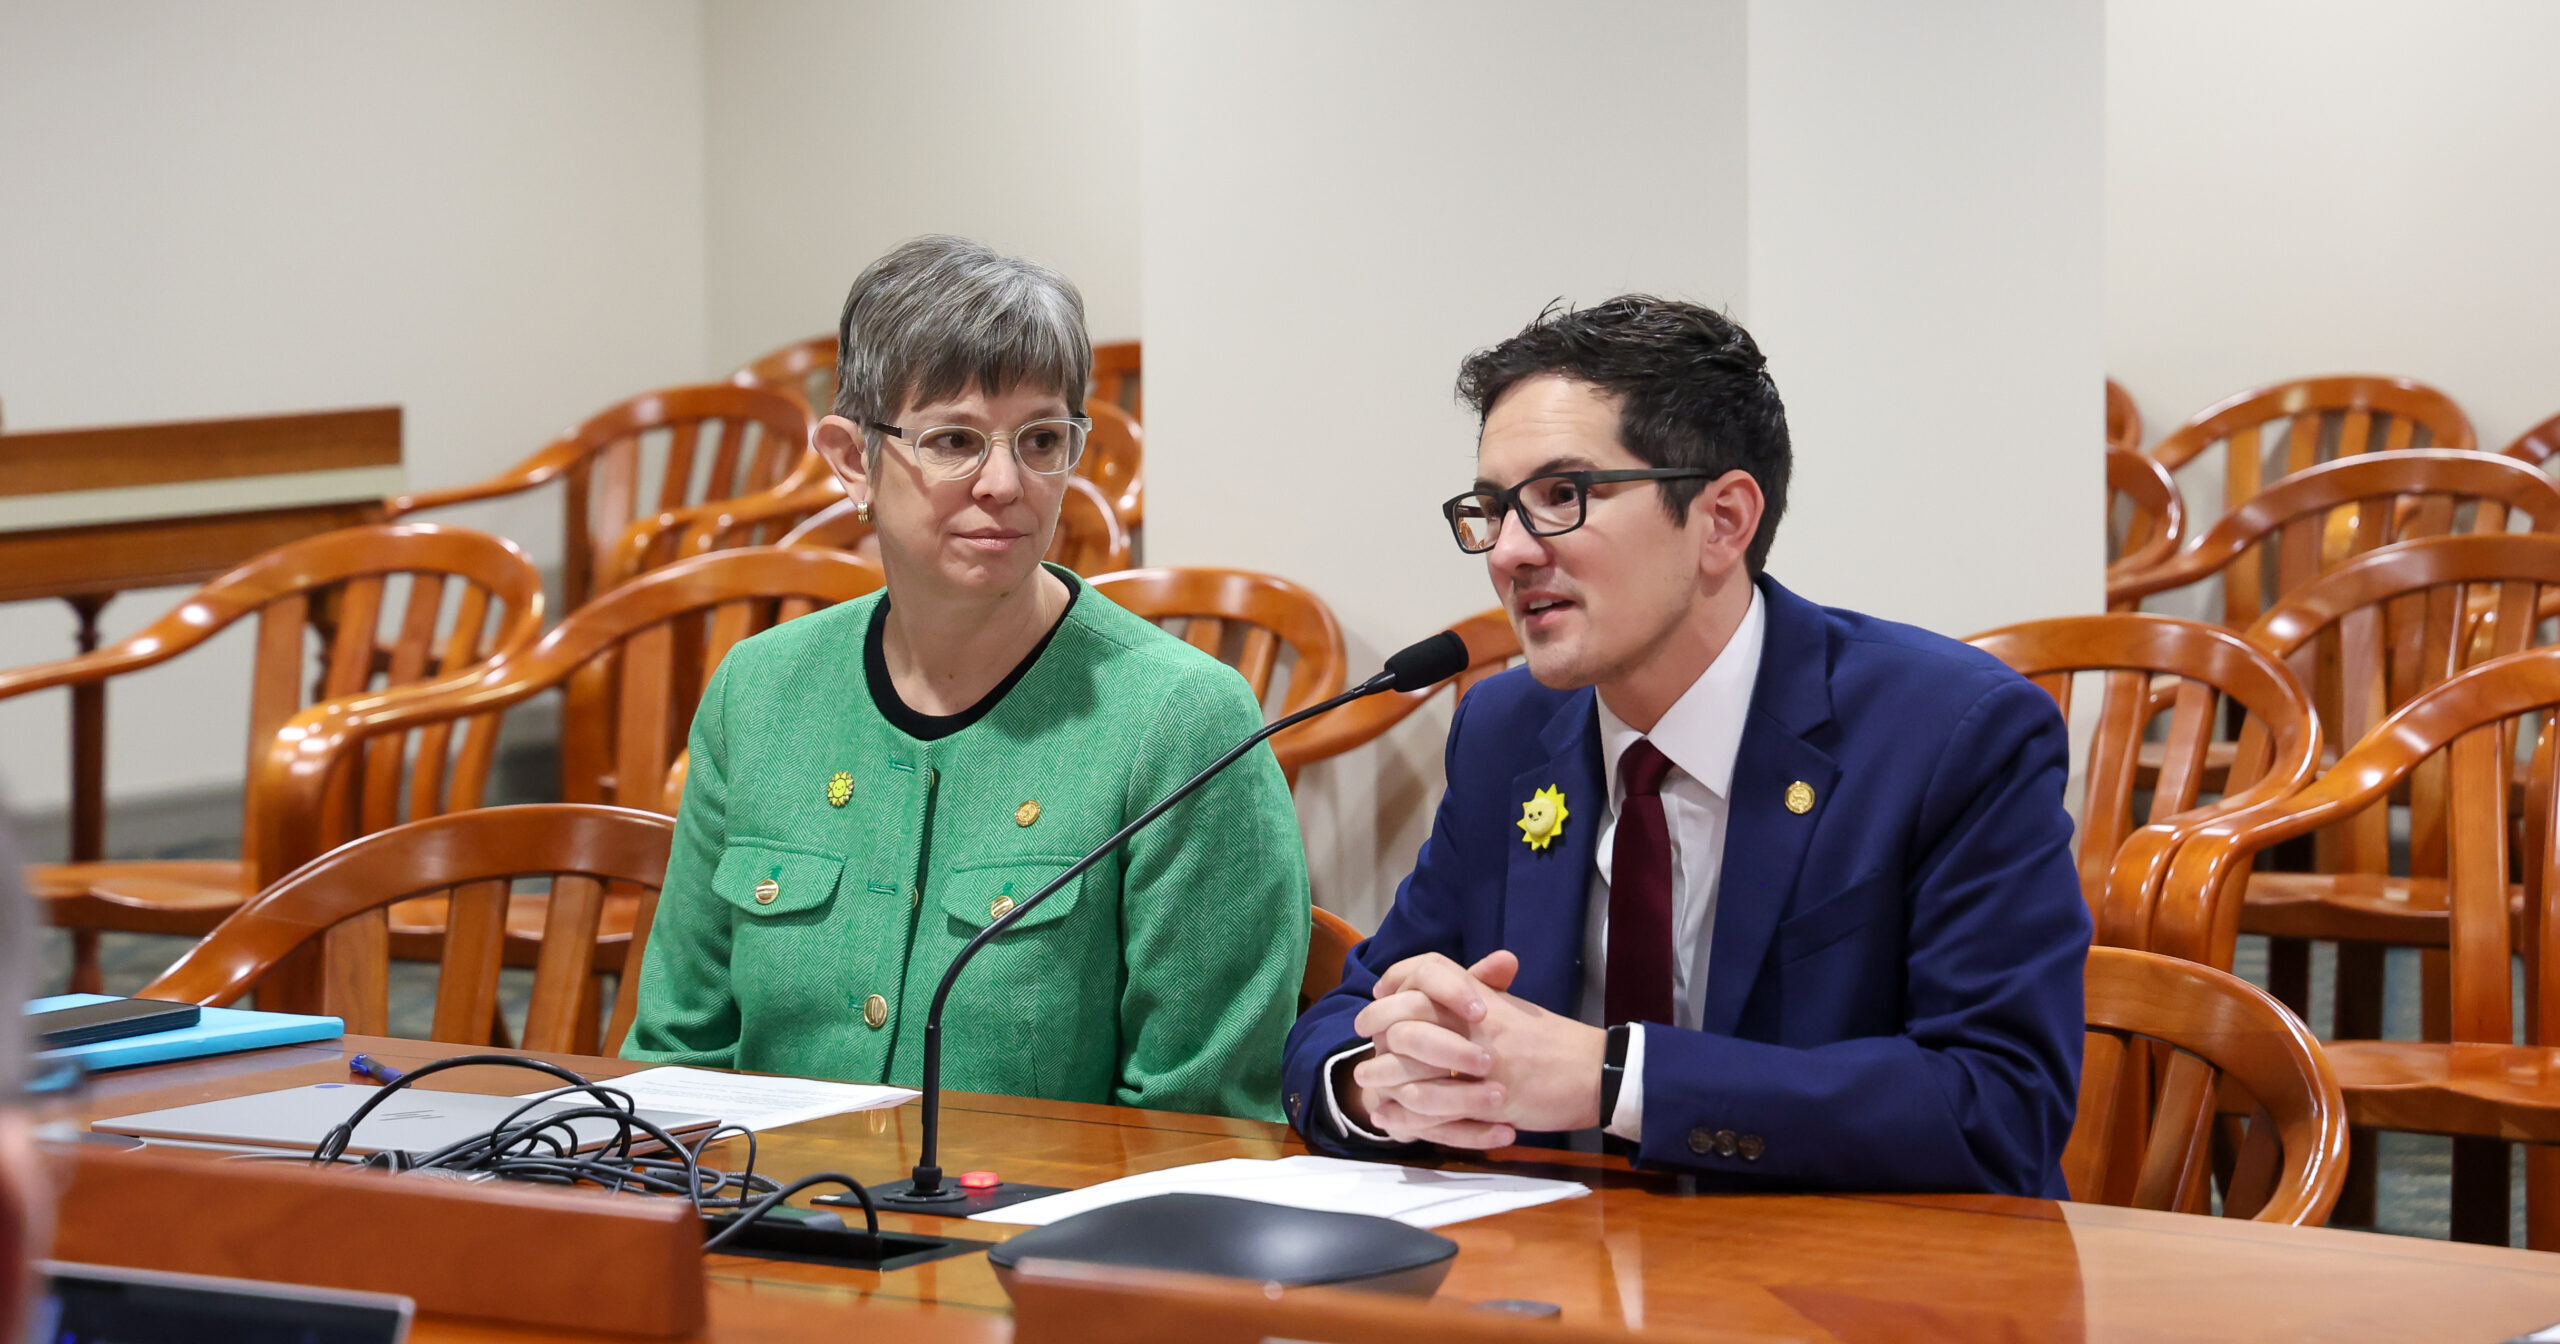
{"left": 2066, "top": 946, "right": 2347, "bottom": 1225}
{"left": 1964, "top": 614, "right": 2320, "bottom": 951}
{"left": 5, "top": 524, "right": 544, "bottom": 993}
{"left": 384, "top": 384, "right": 811, "bottom": 611}
{"left": 2107, "top": 377, "right": 2143, "bottom": 454}
{"left": 142, "top": 805, "right": 674, "bottom": 1055}
{"left": 1270, "top": 608, "right": 1520, "bottom": 779}
{"left": 2235, "top": 534, "right": 2560, "bottom": 1030}
{"left": 2161, "top": 645, "right": 2560, "bottom": 1245}
{"left": 1090, "top": 340, "right": 1141, "bottom": 422}
{"left": 2150, "top": 375, "right": 2472, "bottom": 534}
{"left": 1083, "top": 400, "right": 1144, "bottom": 530}
{"left": 2500, "top": 410, "right": 2560, "bottom": 472}
{"left": 2107, "top": 447, "right": 2185, "bottom": 601}
{"left": 731, "top": 333, "right": 838, "bottom": 416}
{"left": 1090, "top": 568, "right": 1347, "bottom": 785}
{"left": 1302, "top": 906, "right": 1363, "bottom": 1013}
{"left": 2106, "top": 450, "right": 2560, "bottom": 628}
{"left": 246, "top": 548, "right": 885, "bottom": 1010}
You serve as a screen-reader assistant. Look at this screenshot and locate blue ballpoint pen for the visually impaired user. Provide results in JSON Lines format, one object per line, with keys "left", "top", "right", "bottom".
{"left": 348, "top": 1053, "right": 405, "bottom": 1086}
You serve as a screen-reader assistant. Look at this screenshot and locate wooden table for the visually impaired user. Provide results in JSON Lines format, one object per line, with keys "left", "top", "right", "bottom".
{"left": 73, "top": 1036, "right": 2560, "bottom": 1343}
{"left": 0, "top": 406, "right": 400, "bottom": 866}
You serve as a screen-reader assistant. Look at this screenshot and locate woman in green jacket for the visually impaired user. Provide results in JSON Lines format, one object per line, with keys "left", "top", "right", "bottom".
{"left": 623, "top": 236, "right": 1309, "bottom": 1121}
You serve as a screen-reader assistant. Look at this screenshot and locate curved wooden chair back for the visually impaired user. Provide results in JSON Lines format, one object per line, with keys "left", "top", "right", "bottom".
{"left": 1271, "top": 609, "right": 1521, "bottom": 781}
{"left": 143, "top": 805, "right": 674, "bottom": 1055}
{"left": 1081, "top": 401, "right": 1144, "bottom": 528}
{"left": 1302, "top": 907, "right": 1363, "bottom": 1013}
{"left": 1089, "top": 568, "right": 1348, "bottom": 779}
{"left": 2105, "top": 450, "right": 2560, "bottom": 626}
{"left": 2067, "top": 947, "right": 2346, "bottom": 1225}
{"left": 2107, "top": 377, "right": 2143, "bottom": 454}
{"left": 255, "top": 547, "right": 886, "bottom": 891}
{"left": 2162, "top": 644, "right": 2560, "bottom": 977}
{"left": 386, "top": 384, "right": 811, "bottom": 610}
{"left": 2245, "top": 534, "right": 2560, "bottom": 883}
{"left": 1964, "top": 614, "right": 2320, "bottom": 948}
{"left": 3, "top": 524, "right": 546, "bottom": 987}
{"left": 2150, "top": 376, "right": 2473, "bottom": 523}
{"left": 2107, "top": 447, "right": 2185, "bottom": 594}
{"left": 732, "top": 333, "right": 839, "bottom": 416}
{"left": 1091, "top": 340, "right": 1141, "bottom": 422}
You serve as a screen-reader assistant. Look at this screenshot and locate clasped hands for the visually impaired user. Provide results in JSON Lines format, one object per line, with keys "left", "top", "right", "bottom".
{"left": 1336, "top": 949, "right": 1606, "bottom": 1148}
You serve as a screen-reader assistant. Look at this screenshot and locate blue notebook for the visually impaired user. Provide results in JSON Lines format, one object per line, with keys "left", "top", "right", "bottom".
{"left": 25, "top": 994, "right": 343, "bottom": 1071}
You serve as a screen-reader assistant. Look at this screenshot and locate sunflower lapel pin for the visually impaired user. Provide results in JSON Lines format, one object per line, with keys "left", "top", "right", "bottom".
{"left": 1517, "top": 785, "right": 1569, "bottom": 851}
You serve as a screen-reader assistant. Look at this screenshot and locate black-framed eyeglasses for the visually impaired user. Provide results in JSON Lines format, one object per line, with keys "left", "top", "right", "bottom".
{"left": 1441, "top": 469, "right": 1715, "bottom": 554}
{"left": 866, "top": 417, "right": 1092, "bottom": 481}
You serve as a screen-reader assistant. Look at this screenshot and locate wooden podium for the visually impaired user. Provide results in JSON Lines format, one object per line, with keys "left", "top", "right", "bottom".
{"left": 0, "top": 406, "right": 401, "bottom": 864}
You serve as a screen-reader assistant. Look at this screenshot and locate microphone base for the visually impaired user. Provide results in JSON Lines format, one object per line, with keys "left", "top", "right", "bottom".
{"left": 838, "top": 1177, "right": 1072, "bottom": 1219}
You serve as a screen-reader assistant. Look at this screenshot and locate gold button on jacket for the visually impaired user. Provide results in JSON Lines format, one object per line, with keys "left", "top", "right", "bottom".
{"left": 862, "top": 993, "right": 889, "bottom": 1030}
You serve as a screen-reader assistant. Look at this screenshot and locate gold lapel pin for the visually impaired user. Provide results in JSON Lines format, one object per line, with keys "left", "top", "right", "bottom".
{"left": 826, "top": 771, "right": 853, "bottom": 807}
{"left": 1785, "top": 781, "right": 1816, "bottom": 815}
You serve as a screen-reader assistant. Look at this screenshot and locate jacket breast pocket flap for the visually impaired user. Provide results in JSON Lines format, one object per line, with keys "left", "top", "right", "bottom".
{"left": 714, "top": 843, "right": 847, "bottom": 917}
{"left": 1775, "top": 871, "right": 1892, "bottom": 965}
{"left": 937, "top": 859, "right": 1085, "bottom": 933}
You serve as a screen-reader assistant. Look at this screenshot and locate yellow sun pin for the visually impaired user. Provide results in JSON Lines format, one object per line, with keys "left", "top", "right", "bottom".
{"left": 1518, "top": 785, "right": 1569, "bottom": 851}
{"left": 826, "top": 771, "right": 853, "bottom": 807}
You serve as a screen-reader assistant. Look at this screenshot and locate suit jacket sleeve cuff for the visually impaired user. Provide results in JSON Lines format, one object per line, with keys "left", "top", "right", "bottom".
{"left": 1321, "top": 1043, "right": 1395, "bottom": 1143}
{"left": 1603, "top": 1023, "right": 1646, "bottom": 1143}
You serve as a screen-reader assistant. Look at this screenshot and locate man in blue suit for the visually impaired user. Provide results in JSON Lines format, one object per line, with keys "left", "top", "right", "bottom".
{"left": 1281, "top": 297, "right": 2089, "bottom": 1195}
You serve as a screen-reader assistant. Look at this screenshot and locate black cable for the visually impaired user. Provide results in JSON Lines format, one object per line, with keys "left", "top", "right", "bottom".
{"left": 309, "top": 1055, "right": 871, "bottom": 1250}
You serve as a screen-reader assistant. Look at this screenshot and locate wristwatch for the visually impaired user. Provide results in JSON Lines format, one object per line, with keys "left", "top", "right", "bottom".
{"left": 1598, "top": 1023, "right": 1633, "bottom": 1125}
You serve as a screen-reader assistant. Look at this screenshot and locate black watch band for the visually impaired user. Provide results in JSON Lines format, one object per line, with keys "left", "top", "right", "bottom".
{"left": 1598, "top": 1023, "right": 1633, "bottom": 1124}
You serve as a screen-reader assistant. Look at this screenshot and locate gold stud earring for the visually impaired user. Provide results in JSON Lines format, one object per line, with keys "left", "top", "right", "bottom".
{"left": 853, "top": 500, "right": 872, "bottom": 524}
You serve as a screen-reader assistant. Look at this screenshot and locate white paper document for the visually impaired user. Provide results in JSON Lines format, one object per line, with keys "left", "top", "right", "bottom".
{"left": 971, "top": 1155, "right": 1590, "bottom": 1228}
{"left": 521, "top": 1067, "right": 915, "bottom": 1132}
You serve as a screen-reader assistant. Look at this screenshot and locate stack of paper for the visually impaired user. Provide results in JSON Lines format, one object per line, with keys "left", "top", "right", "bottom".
{"left": 521, "top": 1067, "right": 915, "bottom": 1132}
{"left": 973, "top": 1155, "right": 1590, "bottom": 1228}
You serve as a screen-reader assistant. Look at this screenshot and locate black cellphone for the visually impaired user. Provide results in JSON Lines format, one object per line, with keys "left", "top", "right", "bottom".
{"left": 28, "top": 997, "right": 202, "bottom": 1050}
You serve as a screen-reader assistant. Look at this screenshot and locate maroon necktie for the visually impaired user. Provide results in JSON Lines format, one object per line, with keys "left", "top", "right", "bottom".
{"left": 1604, "top": 737, "right": 1677, "bottom": 1028}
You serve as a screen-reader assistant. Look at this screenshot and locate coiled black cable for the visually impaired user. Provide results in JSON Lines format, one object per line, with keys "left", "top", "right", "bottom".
{"left": 305, "top": 1054, "right": 877, "bottom": 1240}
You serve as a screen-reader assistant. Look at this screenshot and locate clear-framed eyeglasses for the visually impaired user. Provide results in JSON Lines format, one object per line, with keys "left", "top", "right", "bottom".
{"left": 1441, "top": 468, "right": 1715, "bottom": 553}
{"left": 866, "top": 417, "right": 1092, "bottom": 481}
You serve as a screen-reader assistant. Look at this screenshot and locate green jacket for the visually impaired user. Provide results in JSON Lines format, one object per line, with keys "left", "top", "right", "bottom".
{"left": 622, "top": 572, "right": 1310, "bottom": 1121}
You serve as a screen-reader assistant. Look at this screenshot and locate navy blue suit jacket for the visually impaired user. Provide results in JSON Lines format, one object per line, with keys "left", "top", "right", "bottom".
{"left": 1281, "top": 576, "right": 2089, "bottom": 1197}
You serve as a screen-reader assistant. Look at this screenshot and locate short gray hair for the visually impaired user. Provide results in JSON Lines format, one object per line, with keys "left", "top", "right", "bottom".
{"left": 831, "top": 235, "right": 1091, "bottom": 463}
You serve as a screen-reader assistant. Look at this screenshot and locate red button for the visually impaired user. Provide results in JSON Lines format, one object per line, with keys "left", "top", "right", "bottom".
{"left": 957, "top": 1170, "right": 1000, "bottom": 1190}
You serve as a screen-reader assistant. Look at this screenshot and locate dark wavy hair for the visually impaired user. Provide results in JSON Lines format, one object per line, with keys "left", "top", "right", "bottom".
{"left": 1454, "top": 296, "right": 1790, "bottom": 574}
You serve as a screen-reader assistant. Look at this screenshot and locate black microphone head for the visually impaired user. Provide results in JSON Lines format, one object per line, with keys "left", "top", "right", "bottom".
{"left": 1383, "top": 630, "right": 1470, "bottom": 693}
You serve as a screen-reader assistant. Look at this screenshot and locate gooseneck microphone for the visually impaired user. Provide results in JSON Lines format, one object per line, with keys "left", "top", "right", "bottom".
{"left": 862, "top": 630, "right": 1472, "bottom": 1214}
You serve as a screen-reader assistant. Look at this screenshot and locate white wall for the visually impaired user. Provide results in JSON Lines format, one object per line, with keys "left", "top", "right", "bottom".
{"left": 701, "top": 0, "right": 1143, "bottom": 375}
{"left": 0, "top": 0, "right": 710, "bottom": 815}
{"left": 1140, "top": 1, "right": 1754, "bottom": 925}
{"left": 1143, "top": 2, "right": 2102, "bottom": 923}
{"left": 2109, "top": 0, "right": 2560, "bottom": 452}
{"left": 1747, "top": 0, "right": 2105, "bottom": 636}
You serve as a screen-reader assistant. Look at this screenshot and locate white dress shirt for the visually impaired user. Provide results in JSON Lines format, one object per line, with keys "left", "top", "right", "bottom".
{"left": 1325, "top": 589, "right": 1766, "bottom": 1144}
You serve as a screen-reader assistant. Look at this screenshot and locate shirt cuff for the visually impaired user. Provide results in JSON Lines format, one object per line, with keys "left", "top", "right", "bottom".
{"left": 1320, "top": 1043, "right": 1396, "bottom": 1143}
{"left": 1603, "top": 1023, "right": 1645, "bottom": 1142}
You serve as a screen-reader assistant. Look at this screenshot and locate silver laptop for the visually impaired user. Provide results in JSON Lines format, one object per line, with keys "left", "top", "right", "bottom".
{"left": 93, "top": 1082, "right": 719, "bottom": 1157}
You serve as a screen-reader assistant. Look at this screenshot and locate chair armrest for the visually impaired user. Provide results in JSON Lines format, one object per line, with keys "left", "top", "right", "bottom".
{"left": 0, "top": 602, "right": 231, "bottom": 701}
{"left": 1269, "top": 689, "right": 1434, "bottom": 780}
{"left": 385, "top": 436, "right": 592, "bottom": 518}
